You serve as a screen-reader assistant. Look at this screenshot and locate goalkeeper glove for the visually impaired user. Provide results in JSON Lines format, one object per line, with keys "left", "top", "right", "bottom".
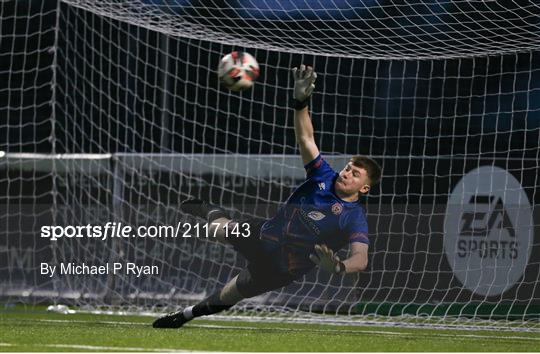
{"left": 309, "top": 244, "right": 346, "bottom": 275}
{"left": 292, "top": 64, "right": 317, "bottom": 110}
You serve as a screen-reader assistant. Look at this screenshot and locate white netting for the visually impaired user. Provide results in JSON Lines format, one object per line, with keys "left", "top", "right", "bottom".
{"left": 64, "top": 0, "right": 540, "bottom": 60}
{"left": 1, "top": 0, "right": 539, "bottom": 330}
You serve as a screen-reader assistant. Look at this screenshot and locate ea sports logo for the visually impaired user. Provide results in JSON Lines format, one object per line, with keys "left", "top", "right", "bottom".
{"left": 444, "top": 166, "right": 533, "bottom": 297}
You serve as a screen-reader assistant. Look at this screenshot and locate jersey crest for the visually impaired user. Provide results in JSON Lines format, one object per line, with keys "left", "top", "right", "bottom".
{"left": 331, "top": 202, "right": 343, "bottom": 215}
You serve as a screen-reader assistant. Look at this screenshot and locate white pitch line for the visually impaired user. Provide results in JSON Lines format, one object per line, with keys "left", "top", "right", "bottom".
{"left": 0, "top": 342, "right": 217, "bottom": 352}
{"left": 41, "top": 343, "right": 185, "bottom": 352}
{"left": 27, "top": 318, "right": 540, "bottom": 342}
{"left": 191, "top": 323, "right": 540, "bottom": 342}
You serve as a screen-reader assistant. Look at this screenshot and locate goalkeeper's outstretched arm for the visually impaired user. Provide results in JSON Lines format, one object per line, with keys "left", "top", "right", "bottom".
{"left": 292, "top": 65, "right": 319, "bottom": 165}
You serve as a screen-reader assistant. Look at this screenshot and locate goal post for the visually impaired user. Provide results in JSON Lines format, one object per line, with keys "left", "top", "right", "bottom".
{"left": 1, "top": 0, "right": 539, "bottom": 330}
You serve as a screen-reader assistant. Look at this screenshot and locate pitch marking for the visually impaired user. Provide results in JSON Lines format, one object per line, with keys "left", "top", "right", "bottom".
{"left": 25, "top": 318, "right": 540, "bottom": 342}
{"left": 1, "top": 342, "right": 216, "bottom": 352}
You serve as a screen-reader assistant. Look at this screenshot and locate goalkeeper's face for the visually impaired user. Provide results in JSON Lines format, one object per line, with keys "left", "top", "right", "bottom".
{"left": 335, "top": 162, "right": 371, "bottom": 196}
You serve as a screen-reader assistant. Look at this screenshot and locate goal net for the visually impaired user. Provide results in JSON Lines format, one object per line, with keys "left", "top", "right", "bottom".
{"left": 1, "top": 0, "right": 539, "bottom": 330}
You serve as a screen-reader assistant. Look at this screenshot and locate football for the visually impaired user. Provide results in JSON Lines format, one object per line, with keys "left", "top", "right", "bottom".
{"left": 218, "top": 51, "right": 260, "bottom": 91}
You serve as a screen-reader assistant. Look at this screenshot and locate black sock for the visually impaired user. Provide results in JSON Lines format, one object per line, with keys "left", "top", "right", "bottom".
{"left": 192, "top": 291, "right": 234, "bottom": 317}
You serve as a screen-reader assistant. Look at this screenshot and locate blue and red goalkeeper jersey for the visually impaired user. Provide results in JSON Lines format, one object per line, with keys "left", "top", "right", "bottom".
{"left": 259, "top": 154, "right": 369, "bottom": 276}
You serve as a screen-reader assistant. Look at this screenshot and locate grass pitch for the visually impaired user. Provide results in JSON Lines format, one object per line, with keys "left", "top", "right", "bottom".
{"left": 1, "top": 306, "right": 539, "bottom": 352}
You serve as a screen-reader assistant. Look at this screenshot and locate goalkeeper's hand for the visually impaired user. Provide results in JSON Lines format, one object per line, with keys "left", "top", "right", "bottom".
{"left": 309, "top": 244, "right": 345, "bottom": 274}
{"left": 292, "top": 64, "right": 317, "bottom": 103}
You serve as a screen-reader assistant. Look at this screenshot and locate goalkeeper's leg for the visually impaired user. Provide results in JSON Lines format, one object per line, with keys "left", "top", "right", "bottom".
{"left": 152, "top": 265, "right": 296, "bottom": 328}
{"left": 152, "top": 275, "right": 244, "bottom": 328}
{"left": 180, "top": 198, "right": 232, "bottom": 242}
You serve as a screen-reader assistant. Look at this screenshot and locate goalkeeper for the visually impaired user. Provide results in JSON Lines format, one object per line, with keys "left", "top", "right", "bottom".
{"left": 153, "top": 65, "right": 381, "bottom": 329}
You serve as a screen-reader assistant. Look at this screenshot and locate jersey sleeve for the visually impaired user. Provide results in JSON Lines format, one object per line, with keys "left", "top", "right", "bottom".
{"left": 304, "top": 154, "right": 335, "bottom": 180}
{"left": 346, "top": 211, "right": 370, "bottom": 245}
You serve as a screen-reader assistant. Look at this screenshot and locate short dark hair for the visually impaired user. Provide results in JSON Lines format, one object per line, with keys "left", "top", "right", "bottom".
{"left": 350, "top": 155, "right": 382, "bottom": 187}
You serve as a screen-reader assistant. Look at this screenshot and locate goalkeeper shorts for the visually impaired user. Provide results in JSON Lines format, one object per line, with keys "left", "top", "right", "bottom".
{"left": 225, "top": 218, "right": 297, "bottom": 298}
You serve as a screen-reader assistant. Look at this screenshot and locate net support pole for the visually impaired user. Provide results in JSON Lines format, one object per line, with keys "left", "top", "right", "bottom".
{"left": 49, "top": 0, "right": 62, "bottom": 301}
{"left": 104, "top": 155, "right": 124, "bottom": 300}
{"left": 160, "top": 32, "right": 171, "bottom": 152}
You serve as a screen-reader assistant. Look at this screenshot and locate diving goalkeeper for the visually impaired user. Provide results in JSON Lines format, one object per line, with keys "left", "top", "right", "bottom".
{"left": 153, "top": 65, "right": 381, "bottom": 328}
